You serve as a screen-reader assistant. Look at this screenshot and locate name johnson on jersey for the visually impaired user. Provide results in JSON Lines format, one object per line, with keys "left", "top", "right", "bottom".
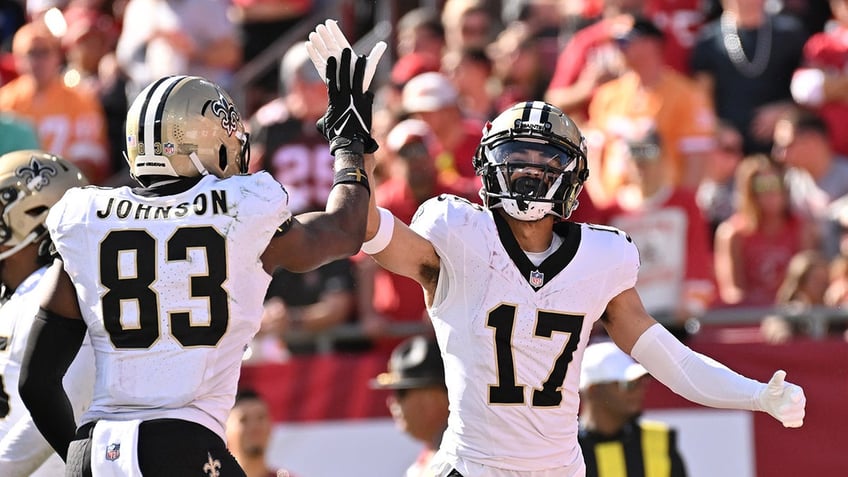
{"left": 95, "top": 189, "right": 228, "bottom": 220}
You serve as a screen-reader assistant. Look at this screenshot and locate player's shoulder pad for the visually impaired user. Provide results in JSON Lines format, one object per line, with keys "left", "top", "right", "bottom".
{"left": 582, "top": 222, "right": 638, "bottom": 254}
{"left": 411, "top": 193, "right": 484, "bottom": 226}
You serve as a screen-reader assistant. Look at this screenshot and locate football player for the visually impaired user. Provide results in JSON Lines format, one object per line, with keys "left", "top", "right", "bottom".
{"left": 359, "top": 101, "right": 807, "bottom": 477}
{"left": 0, "top": 150, "right": 95, "bottom": 477}
{"left": 18, "top": 42, "right": 382, "bottom": 476}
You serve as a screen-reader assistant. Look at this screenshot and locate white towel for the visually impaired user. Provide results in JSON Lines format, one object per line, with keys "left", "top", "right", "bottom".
{"left": 90, "top": 420, "right": 143, "bottom": 477}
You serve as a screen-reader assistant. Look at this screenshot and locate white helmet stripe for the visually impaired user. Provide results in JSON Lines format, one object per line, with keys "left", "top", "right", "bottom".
{"left": 527, "top": 101, "right": 546, "bottom": 124}
{"left": 139, "top": 76, "right": 185, "bottom": 157}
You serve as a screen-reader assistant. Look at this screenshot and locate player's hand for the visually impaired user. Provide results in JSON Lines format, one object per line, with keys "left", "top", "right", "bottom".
{"left": 756, "top": 370, "right": 806, "bottom": 428}
{"left": 306, "top": 19, "right": 386, "bottom": 91}
{"left": 316, "top": 48, "right": 377, "bottom": 155}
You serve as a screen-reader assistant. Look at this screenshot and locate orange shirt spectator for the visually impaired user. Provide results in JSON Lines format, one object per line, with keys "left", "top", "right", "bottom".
{"left": 1, "top": 20, "right": 110, "bottom": 183}
{"left": 588, "top": 18, "right": 715, "bottom": 199}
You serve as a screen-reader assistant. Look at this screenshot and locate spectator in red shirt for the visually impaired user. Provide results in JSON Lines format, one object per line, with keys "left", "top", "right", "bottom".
{"left": 598, "top": 130, "right": 715, "bottom": 339}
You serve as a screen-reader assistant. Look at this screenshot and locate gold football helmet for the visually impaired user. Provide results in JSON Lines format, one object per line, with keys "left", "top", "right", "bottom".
{"left": 473, "top": 101, "right": 589, "bottom": 221}
{"left": 0, "top": 150, "right": 88, "bottom": 261}
{"left": 125, "top": 75, "right": 250, "bottom": 185}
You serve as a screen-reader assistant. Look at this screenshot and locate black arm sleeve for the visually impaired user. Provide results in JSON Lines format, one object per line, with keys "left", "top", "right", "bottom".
{"left": 18, "top": 307, "right": 87, "bottom": 461}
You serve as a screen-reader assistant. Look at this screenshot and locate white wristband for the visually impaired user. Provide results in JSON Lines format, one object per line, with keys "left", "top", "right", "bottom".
{"left": 360, "top": 207, "right": 394, "bottom": 255}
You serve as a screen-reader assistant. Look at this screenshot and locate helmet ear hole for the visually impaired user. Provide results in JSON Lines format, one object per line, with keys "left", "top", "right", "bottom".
{"left": 218, "top": 145, "right": 227, "bottom": 172}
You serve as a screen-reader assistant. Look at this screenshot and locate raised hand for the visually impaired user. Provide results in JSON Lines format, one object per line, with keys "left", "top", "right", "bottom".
{"left": 756, "top": 370, "right": 806, "bottom": 428}
{"left": 316, "top": 48, "right": 378, "bottom": 155}
{"left": 306, "top": 19, "right": 386, "bottom": 91}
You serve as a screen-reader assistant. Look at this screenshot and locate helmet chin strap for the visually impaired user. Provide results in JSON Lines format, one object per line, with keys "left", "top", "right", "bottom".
{"left": 0, "top": 230, "right": 39, "bottom": 262}
{"left": 189, "top": 153, "right": 209, "bottom": 176}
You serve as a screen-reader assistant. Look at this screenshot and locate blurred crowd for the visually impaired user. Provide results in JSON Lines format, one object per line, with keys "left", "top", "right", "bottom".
{"left": 2, "top": 0, "right": 848, "bottom": 356}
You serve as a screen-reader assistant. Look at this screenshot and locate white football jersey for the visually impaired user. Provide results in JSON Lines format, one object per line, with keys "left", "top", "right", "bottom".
{"left": 45, "top": 172, "right": 290, "bottom": 441}
{"left": 410, "top": 195, "right": 639, "bottom": 472}
{"left": 0, "top": 267, "right": 95, "bottom": 477}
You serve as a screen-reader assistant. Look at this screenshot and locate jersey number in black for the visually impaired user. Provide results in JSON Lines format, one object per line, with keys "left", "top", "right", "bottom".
{"left": 100, "top": 227, "right": 228, "bottom": 349}
{"left": 487, "top": 304, "right": 584, "bottom": 407}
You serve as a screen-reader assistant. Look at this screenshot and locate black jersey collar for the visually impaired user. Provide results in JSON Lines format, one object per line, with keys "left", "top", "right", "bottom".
{"left": 492, "top": 210, "right": 581, "bottom": 291}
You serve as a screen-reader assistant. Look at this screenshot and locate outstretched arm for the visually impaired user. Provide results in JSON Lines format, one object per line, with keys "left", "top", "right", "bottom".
{"left": 18, "top": 260, "right": 85, "bottom": 461}
{"left": 262, "top": 48, "right": 374, "bottom": 272}
{"left": 604, "top": 287, "right": 806, "bottom": 428}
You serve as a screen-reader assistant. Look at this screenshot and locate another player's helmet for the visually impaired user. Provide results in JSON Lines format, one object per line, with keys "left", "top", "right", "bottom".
{"left": 125, "top": 75, "right": 250, "bottom": 186}
{"left": 473, "top": 101, "right": 589, "bottom": 221}
{"left": 0, "top": 150, "right": 88, "bottom": 261}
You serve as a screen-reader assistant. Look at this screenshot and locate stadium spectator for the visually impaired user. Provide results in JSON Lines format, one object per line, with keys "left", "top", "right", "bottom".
{"left": 772, "top": 108, "right": 848, "bottom": 259}
{"left": 690, "top": 0, "right": 808, "bottom": 155}
{"left": 544, "top": 3, "right": 635, "bottom": 124}
{"left": 1, "top": 19, "right": 110, "bottom": 184}
{"left": 441, "top": 0, "right": 497, "bottom": 52}
{"left": 17, "top": 43, "right": 376, "bottom": 474}
{"left": 487, "top": 21, "right": 551, "bottom": 113}
{"left": 790, "top": 0, "right": 848, "bottom": 157}
{"left": 401, "top": 71, "right": 483, "bottom": 194}
{"left": 115, "top": 0, "right": 242, "bottom": 100}
{"left": 396, "top": 7, "right": 445, "bottom": 65}
{"left": 713, "top": 154, "right": 817, "bottom": 307}
{"left": 598, "top": 130, "right": 715, "bottom": 339}
{"left": 248, "top": 41, "right": 333, "bottom": 215}
{"left": 696, "top": 121, "right": 745, "bottom": 241}
{"left": 587, "top": 17, "right": 716, "bottom": 199}
{"left": 0, "top": 150, "right": 94, "bottom": 477}
{"left": 226, "top": 389, "right": 295, "bottom": 477}
{"left": 253, "top": 257, "right": 361, "bottom": 358}
{"left": 370, "top": 335, "right": 448, "bottom": 477}
{"left": 546, "top": 0, "right": 705, "bottom": 123}
{"left": 579, "top": 341, "right": 687, "bottom": 477}
{"left": 761, "top": 249, "right": 832, "bottom": 344}
{"left": 441, "top": 46, "right": 496, "bottom": 121}
{"left": 60, "top": 11, "right": 130, "bottom": 183}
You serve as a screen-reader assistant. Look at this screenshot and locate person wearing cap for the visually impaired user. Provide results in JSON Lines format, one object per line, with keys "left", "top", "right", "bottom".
{"left": 597, "top": 129, "right": 715, "bottom": 340}
{"left": 578, "top": 342, "right": 687, "bottom": 477}
{"left": 587, "top": 16, "right": 716, "bottom": 201}
{"left": 401, "top": 71, "right": 484, "bottom": 194}
{"left": 371, "top": 335, "right": 449, "bottom": 477}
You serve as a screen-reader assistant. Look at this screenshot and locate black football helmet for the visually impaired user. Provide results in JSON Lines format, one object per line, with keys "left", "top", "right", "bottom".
{"left": 473, "top": 101, "right": 589, "bottom": 221}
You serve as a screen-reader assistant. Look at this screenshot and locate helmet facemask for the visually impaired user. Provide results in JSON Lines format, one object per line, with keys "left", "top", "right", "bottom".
{"left": 474, "top": 102, "right": 589, "bottom": 221}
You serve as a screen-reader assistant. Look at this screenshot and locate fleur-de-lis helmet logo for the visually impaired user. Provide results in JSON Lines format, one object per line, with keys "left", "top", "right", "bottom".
{"left": 16, "top": 158, "right": 57, "bottom": 191}
{"left": 204, "top": 93, "right": 240, "bottom": 137}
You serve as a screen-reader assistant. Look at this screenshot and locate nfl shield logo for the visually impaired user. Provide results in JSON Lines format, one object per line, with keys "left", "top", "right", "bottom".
{"left": 105, "top": 443, "right": 120, "bottom": 461}
{"left": 529, "top": 270, "right": 544, "bottom": 288}
{"left": 164, "top": 142, "right": 175, "bottom": 155}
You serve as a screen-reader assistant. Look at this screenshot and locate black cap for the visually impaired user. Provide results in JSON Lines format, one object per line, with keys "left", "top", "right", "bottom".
{"left": 370, "top": 336, "right": 445, "bottom": 390}
{"left": 615, "top": 17, "right": 665, "bottom": 43}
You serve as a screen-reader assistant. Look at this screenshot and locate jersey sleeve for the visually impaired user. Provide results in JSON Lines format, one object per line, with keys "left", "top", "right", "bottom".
{"left": 583, "top": 224, "right": 641, "bottom": 302}
{"left": 239, "top": 171, "right": 292, "bottom": 229}
{"left": 408, "top": 194, "right": 463, "bottom": 253}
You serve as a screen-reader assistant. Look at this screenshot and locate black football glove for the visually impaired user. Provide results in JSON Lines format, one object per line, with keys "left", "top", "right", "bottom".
{"left": 317, "top": 48, "right": 378, "bottom": 155}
